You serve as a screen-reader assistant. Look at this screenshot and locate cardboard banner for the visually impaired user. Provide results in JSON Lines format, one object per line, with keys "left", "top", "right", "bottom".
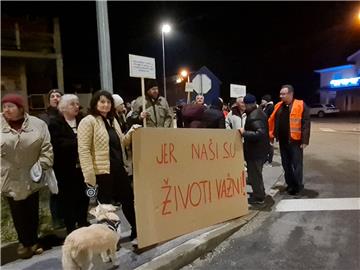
{"left": 132, "top": 128, "right": 248, "bottom": 248}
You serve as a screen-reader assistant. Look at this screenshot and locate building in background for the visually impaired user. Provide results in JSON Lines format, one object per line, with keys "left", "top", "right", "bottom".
{"left": 1, "top": 16, "right": 64, "bottom": 112}
{"left": 315, "top": 49, "right": 360, "bottom": 112}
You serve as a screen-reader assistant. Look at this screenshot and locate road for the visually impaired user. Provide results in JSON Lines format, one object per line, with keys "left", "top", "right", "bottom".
{"left": 182, "top": 117, "right": 360, "bottom": 270}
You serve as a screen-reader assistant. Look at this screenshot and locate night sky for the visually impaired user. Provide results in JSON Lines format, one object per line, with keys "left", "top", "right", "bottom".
{"left": 2, "top": 1, "right": 360, "bottom": 104}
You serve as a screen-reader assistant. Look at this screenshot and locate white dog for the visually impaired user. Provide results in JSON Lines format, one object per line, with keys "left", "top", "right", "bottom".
{"left": 62, "top": 204, "right": 121, "bottom": 270}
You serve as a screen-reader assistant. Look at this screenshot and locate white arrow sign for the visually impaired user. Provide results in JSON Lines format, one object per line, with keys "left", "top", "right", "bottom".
{"left": 192, "top": 74, "right": 212, "bottom": 94}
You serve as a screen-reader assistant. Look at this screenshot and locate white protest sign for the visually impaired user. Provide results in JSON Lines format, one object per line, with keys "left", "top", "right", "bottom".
{"left": 129, "top": 54, "right": 156, "bottom": 79}
{"left": 230, "top": 84, "right": 246, "bottom": 98}
{"left": 185, "top": 82, "right": 194, "bottom": 93}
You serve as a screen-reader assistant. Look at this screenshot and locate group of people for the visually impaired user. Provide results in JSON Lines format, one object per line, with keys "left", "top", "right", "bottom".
{"left": 240, "top": 85, "right": 310, "bottom": 204}
{"left": 1, "top": 89, "right": 142, "bottom": 259}
{"left": 0, "top": 79, "right": 310, "bottom": 260}
{"left": 173, "top": 85, "right": 310, "bottom": 205}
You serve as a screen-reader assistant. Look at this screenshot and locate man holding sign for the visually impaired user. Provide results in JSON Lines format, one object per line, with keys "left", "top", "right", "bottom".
{"left": 130, "top": 79, "right": 173, "bottom": 128}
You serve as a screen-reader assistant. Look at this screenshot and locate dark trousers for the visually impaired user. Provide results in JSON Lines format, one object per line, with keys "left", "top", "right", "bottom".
{"left": 279, "top": 142, "right": 304, "bottom": 192}
{"left": 247, "top": 159, "right": 266, "bottom": 200}
{"left": 266, "top": 144, "right": 274, "bottom": 163}
{"left": 96, "top": 166, "right": 136, "bottom": 233}
{"left": 49, "top": 193, "right": 63, "bottom": 226}
{"left": 59, "top": 169, "right": 89, "bottom": 234}
{"left": 7, "top": 192, "right": 39, "bottom": 247}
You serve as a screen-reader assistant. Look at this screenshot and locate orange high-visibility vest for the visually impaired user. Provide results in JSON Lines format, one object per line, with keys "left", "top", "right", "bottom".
{"left": 268, "top": 99, "right": 304, "bottom": 141}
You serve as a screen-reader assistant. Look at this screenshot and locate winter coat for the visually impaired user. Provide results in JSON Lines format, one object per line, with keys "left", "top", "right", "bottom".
{"left": 242, "top": 108, "right": 270, "bottom": 161}
{"left": 202, "top": 106, "right": 225, "bottom": 129}
{"left": 48, "top": 115, "right": 83, "bottom": 189}
{"left": 225, "top": 108, "right": 246, "bottom": 129}
{"left": 38, "top": 106, "right": 60, "bottom": 125}
{"left": 181, "top": 104, "right": 207, "bottom": 128}
{"left": 262, "top": 101, "right": 274, "bottom": 118}
{"left": 130, "top": 96, "right": 173, "bottom": 128}
{"left": 269, "top": 100, "right": 310, "bottom": 145}
{"left": 1, "top": 113, "right": 53, "bottom": 200}
{"left": 114, "top": 116, "right": 133, "bottom": 176}
{"left": 77, "top": 115, "right": 133, "bottom": 186}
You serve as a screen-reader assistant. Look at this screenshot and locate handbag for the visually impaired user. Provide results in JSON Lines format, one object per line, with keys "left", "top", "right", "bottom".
{"left": 30, "top": 161, "right": 59, "bottom": 194}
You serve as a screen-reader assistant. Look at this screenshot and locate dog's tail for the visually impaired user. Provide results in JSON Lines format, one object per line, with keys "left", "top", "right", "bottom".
{"left": 62, "top": 239, "right": 81, "bottom": 270}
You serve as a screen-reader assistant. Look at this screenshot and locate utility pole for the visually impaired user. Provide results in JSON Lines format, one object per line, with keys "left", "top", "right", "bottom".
{"left": 161, "top": 31, "right": 167, "bottom": 100}
{"left": 96, "top": 0, "right": 113, "bottom": 93}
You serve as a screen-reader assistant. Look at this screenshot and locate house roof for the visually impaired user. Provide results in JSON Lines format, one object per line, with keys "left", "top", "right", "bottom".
{"left": 347, "top": 49, "right": 360, "bottom": 63}
{"left": 314, "top": 64, "right": 355, "bottom": 73}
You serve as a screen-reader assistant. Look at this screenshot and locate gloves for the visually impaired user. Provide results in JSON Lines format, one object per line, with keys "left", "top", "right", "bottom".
{"left": 128, "top": 124, "right": 142, "bottom": 134}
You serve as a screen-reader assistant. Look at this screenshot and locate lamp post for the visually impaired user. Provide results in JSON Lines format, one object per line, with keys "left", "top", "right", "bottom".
{"left": 161, "top": 23, "right": 171, "bottom": 100}
{"left": 180, "top": 69, "right": 191, "bottom": 104}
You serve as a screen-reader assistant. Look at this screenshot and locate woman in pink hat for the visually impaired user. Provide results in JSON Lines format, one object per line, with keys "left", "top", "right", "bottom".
{"left": 1, "top": 93, "right": 53, "bottom": 259}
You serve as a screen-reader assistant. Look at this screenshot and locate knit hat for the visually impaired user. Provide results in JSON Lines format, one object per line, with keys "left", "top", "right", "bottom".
{"left": 262, "top": 94, "right": 272, "bottom": 102}
{"left": 47, "top": 89, "right": 63, "bottom": 101}
{"left": 243, "top": 94, "right": 257, "bottom": 104}
{"left": 112, "top": 94, "right": 124, "bottom": 108}
{"left": 1, "top": 94, "right": 25, "bottom": 108}
{"left": 145, "top": 79, "right": 158, "bottom": 91}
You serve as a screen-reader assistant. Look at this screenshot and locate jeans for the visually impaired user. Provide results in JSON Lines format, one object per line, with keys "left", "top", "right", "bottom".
{"left": 279, "top": 142, "right": 304, "bottom": 191}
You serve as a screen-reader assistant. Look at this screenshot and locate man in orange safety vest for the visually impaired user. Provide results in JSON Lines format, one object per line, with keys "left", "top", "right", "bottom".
{"left": 268, "top": 85, "right": 311, "bottom": 195}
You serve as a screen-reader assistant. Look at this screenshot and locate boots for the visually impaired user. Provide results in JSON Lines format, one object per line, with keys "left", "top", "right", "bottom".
{"left": 17, "top": 243, "right": 43, "bottom": 259}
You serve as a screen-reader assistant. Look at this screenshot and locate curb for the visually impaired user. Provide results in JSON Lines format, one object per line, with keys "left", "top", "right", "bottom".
{"left": 134, "top": 211, "right": 259, "bottom": 270}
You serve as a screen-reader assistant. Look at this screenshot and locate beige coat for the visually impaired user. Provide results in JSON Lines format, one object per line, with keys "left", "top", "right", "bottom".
{"left": 0, "top": 113, "right": 53, "bottom": 201}
{"left": 131, "top": 96, "right": 173, "bottom": 128}
{"left": 77, "top": 115, "right": 132, "bottom": 186}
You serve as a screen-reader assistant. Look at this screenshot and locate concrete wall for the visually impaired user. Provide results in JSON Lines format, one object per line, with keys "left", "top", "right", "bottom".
{"left": 335, "top": 89, "right": 360, "bottom": 112}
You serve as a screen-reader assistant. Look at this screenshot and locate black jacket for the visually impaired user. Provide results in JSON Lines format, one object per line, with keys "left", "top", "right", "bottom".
{"left": 38, "top": 106, "right": 60, "bottom": 125}
{"left": 263, "top": 102, "right": 274, "bottom": 118}
{"left": 273, "top": 101, "right": 311, "bottom": 145}
{"left": 202, "top": 106, "right": 225, "bottom": 129}
{"left": 243, "top": 108, "right": 270, "bottom": 161}
{"left": 48, "top": 115, "right": 84, "bottom": 188}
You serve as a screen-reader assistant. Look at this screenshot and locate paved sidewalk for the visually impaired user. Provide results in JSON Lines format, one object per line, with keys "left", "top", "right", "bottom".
{"left": 1, "top": 147, "right": 284, "bottom": 270}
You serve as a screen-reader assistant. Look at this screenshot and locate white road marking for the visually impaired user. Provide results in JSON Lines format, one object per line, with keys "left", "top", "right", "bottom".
{"left": 320, "top": 128, "right": 336, "bottom": 132}
{"left": 276, "top": 198, "right": 360, "bottom": 212}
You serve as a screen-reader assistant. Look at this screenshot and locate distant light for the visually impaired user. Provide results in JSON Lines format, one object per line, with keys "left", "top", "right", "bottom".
{"left": 180, "top": 70, "right": 188, "bottom": 78}
{"left": 330, "top": 77, "right": 360, "bottom": 88}
{"left": 176, "top": 77, "right": 183, "bottom": 83}
{"left": 162, "top": 24, "right": 171, "bottom": 33}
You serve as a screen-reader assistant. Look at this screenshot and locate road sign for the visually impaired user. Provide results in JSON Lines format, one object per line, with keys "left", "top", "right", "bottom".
{"left": 192, "top": 74, "right": 212, "bottom": 94}
{"left": 129, "top": 54, "right": 156, "bottom": 79}
{"left": 185, "top": 82, "right": 194, "bottom": 92}
{"left": 230, "top": 84, "right": 246, "bottom": 98}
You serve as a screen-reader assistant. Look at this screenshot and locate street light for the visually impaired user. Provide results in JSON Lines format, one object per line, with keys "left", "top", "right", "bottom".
{"left": 180, "top": 69, "right": 191, "bottom": 104}
{"left": 161, "top": 23, "right": 171, "bottom": 100}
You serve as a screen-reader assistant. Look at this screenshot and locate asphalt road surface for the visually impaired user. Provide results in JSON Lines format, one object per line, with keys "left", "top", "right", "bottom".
{"left": 182, "top": 117, "right": 360, "bottom": 270}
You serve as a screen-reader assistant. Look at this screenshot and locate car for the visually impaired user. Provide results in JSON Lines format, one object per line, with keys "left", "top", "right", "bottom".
{"left": 309, "top": 104, "right": 340, "bottom": 117}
